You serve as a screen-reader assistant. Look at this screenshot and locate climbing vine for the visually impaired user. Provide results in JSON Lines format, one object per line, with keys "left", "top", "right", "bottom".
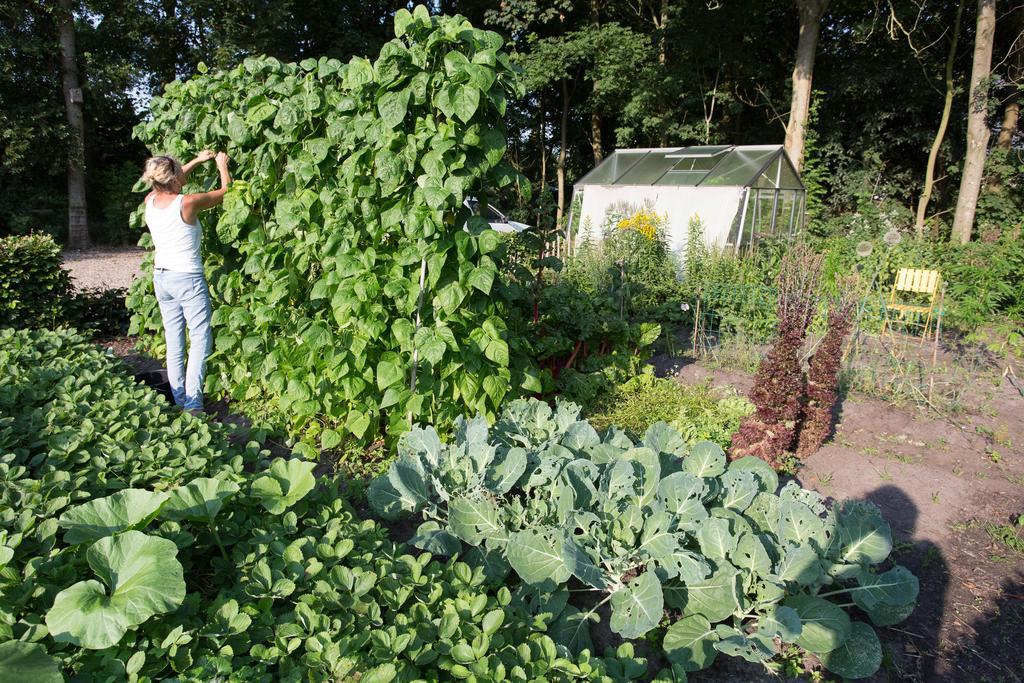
{"left": 127, "top": 6, "right": 538, "bottom": 448}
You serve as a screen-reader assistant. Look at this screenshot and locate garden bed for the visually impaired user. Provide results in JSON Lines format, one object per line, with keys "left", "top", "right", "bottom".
{"left": 94, "top": 331, "right": 1022, "bottom": 682}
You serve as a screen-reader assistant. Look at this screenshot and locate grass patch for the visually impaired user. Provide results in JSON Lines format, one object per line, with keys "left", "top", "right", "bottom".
{"left": 586, "top": 372, "right": 753, "bottom": 448}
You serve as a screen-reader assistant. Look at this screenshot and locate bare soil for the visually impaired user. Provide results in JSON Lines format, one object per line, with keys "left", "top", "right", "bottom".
{"left": 670, "top": 355, "right": 1024, "bottom": 683}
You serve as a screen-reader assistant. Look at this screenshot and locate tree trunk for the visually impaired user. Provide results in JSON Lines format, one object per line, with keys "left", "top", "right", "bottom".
{"left": 914, "top": 0, "right": 963, "bottom": 237}
{"left": 997, "top": 99, "right": 1020, "bottom": 149}
{"left": 556, "top": 79, "right": 569, "bottom": 231}
{"left": 784, "top": 0, "right": 829, "bottom": 172}
{"left": 657, "top": 0, "right": 669, "bottom": 146}
{"left": 951, "top": 0, "right": 996, "bottom": 244}
{"left": 996, "top": 8, "right": 1023, "bottom": 149}
{"left": 589, "top": 0, "right": 603, "bottom": 164}
{"left": 590, "top": 111, "right": 603, "bottom": 165}
{"left": 537, "top": 96, "right": 547, "bottom": 228}
{"left": 656, "top": 0, "right": 668, "bottom": 66}
{"left": 58, "top": 0, "right": 90, "bottom": 250}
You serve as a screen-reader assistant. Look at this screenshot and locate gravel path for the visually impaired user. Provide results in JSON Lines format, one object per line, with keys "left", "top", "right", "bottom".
{"left": 62, "top": 247, "right": 146, "bottom": 291}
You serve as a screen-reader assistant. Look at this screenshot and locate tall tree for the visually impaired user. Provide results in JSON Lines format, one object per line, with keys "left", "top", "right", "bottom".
{"left": 784, "top": 0, "right": 829, "bottom": 171}
{"left": 589, "top": 0, "right": 603, "bottom": 165}
{"left": 914, "top": 0, "right": 964, "bottom": 237}
{"left": 995, "top": 5, "right": 1022, "bottom": 149}
{"left": 57, "top": 0, "right": 90, "bottom": 250}
{"left": 951, "top": 0, "right": 996, "bottom": 244}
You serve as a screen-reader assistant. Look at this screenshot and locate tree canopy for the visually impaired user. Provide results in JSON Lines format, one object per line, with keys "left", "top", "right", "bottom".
{"left": 1, "top": 0, "right": 1020, "bottom": 243}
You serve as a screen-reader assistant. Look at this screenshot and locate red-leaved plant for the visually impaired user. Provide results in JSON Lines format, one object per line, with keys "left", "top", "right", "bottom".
{"left": 729, "top": 245, "right": 822, "bottom": 468}
{"left": 795, "top": 284, "right": 857, "bottom": 458}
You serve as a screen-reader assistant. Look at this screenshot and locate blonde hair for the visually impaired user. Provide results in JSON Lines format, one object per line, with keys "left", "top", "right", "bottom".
{"left": 141, "top": 155, "right": 183, "bottom": 191}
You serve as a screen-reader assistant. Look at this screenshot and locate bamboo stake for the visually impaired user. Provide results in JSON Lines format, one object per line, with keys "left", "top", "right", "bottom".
{"left": 408, "top": 257, "right": 428, "bottom": 426}
{"left": 932, "top": 283, "right": 945, "bottom": 367}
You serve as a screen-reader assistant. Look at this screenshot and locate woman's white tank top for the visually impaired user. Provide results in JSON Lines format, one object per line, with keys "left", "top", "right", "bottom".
{"left": 145, "top": 194, "right": 203, "bottom": 274}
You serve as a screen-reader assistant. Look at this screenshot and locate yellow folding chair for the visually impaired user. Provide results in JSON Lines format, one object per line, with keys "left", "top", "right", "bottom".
{"left": 880, "top": 268, "right": 943, "bottom": 341}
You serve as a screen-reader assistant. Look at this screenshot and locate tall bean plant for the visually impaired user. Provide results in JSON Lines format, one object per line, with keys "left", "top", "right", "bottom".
{"left": 127, "top": 6, "right": 539, "bottom": 447}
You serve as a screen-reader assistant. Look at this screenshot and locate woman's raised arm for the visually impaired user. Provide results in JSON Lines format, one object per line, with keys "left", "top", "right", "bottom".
{"left": 181, "top": 150, "right": 215, "bottom": 180}
{"left": 182, "top": 152, "right": 232, "bottom": 224}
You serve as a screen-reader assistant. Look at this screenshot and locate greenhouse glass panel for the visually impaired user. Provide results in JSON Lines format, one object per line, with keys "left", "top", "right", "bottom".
{"left": 737, "top": 189, "right": 757, "bottom": 252}
{"left": 700, "top": 147, "right": 779, "bottom": 187}
{"left": 776, "top": 191, "right": 796, "bottom": 237}
{"left": 576, "top": 150, "right": 650, "bottom": 185}
{"left": 671, "top": 155, "right": 723, "bottom": 172}
{"left": 756, "top": 190, "right": 773, "bottom": 240}
{"left": 615, "top": 152, "right": 678, "bottom": 184}
{"left": 776, "top": 161, "right": 803, "bottom": 190}
{"left": 753, "top": 157, "right": 783, "bottom": 189}
{"left": 659, "top": 170, "right": 709, "bottom": 186}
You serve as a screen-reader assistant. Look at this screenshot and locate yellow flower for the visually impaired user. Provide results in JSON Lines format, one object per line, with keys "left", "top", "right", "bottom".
{"left": 616, "top": 210, "right": 660, "bottom": 240}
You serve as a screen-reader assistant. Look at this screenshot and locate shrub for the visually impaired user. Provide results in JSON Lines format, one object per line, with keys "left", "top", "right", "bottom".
{"left": 0, "top": 327, "right": 644, "bottom": 680}
{"left": 370, "top": 398, "right": 918, "bottom": 679}
{"left": 731, "top": 246, "right": 823, "bottom": 466}
{"left": 64, "top": 287, "right": 130, "bottom": 337}
{"left": 127, "top": 7, "right": 538, "bottom": 449}
{"left": 0, "top": 233, "right": 71, "bottom": 328}
{"left": 0, "top": 234, "right": 129, "bottom": 335}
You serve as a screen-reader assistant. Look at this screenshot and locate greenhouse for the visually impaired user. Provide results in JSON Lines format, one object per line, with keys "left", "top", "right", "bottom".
{"left": 567, "top": 144, "right": 805, "bottom": 255}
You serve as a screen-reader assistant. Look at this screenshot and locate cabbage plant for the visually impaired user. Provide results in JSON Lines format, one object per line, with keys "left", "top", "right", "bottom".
{"left": 369, "top": 398, "right": 918, "bottom": 679}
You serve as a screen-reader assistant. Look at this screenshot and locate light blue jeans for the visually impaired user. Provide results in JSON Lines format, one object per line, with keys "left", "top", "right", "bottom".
{"left": 153, "top": 270, "right": 212, "bottom": 411}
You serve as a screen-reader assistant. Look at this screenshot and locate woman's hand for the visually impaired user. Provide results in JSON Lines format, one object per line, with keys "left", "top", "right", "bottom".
{"left": 183, "top": 151, "right": 233, "bottom": 219}
{"left": 181, "top": 150, "right": 216, "bottom": 178}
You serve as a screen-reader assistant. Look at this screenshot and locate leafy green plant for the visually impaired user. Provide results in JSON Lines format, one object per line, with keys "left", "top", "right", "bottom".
{"left": 370, "top": 398, "right": 919, "bottom": 678}
{"left": 0, "top": 327, "right": 651, "bottom": 681}
{"left": 0, "top": 641, "right": 62, "bottom": 682}
{"left": 45, "top": 531, "right": 186, "bottom": 649}
{"left": 0, "top": 233, "right": 72, "bottom": 328}
{"left": 251, "top": 457, "right": 316, "bottom": 514}
{"left": 127, "top": 6, "right": 538, "bottom": 449}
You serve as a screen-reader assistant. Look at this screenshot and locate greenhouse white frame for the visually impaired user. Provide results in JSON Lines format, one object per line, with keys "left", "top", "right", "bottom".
{"left": 566, "top": 144, "right": 805, "bottom": 256}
